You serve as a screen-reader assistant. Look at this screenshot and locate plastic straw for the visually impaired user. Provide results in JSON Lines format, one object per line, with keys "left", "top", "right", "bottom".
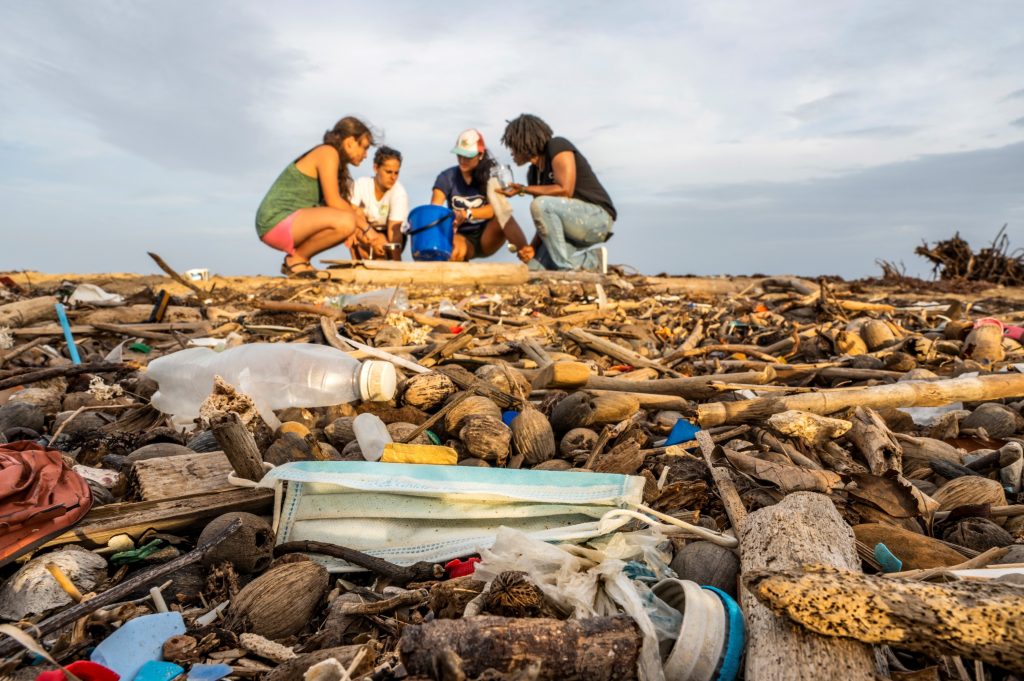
{"left": 55, "top": 302, "right": 82, "bottom": 364}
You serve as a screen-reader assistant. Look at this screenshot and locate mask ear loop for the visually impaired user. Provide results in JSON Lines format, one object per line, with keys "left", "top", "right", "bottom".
{"left": 600, "top": 505, "right": 739, "bottom": 549}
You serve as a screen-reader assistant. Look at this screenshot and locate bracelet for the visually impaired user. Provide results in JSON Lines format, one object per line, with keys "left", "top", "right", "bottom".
{"left": 518, "top": 187, "right": 527, "bottom": 196}
{"left": 466, "top": 209, "right": 473, "bottom": 221}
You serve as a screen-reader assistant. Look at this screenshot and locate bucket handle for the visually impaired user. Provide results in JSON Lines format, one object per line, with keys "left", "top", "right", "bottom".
{"left": 406, "top": 209, "right": 454, "bottom": 236}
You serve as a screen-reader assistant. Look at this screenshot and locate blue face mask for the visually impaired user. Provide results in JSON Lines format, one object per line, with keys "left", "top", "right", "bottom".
{"left": 258, "top": 461, "right": 647, "bottom": 571}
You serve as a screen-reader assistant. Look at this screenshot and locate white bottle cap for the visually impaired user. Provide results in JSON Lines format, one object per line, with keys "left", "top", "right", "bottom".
{"left": 358, "top": 360, "right": 397, "bottom": 402}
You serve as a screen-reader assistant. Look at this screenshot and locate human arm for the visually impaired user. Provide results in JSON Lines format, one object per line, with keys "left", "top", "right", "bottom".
{"left": 501, "top": 150, "right": 576, "bottom": 199}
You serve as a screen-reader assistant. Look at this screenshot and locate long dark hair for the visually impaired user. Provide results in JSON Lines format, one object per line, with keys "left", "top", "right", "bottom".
{"left": 470, "top": 150, "right": 497, "bottom": 193}
{"left": 323, "top": 117, "right": 374, "bottom": 198}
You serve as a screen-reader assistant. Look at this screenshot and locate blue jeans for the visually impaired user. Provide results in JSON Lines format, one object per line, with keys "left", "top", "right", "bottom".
{"left": 528, "top": 196, "right": 613, "bottom": 271}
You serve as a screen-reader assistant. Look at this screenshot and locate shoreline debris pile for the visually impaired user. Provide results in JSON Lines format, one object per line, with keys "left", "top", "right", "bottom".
{"left": 915, "top": 226, "right": 1024, "bottom": 286}
{"left": 0, "top": 262, "right": 1022, "bottom": 680}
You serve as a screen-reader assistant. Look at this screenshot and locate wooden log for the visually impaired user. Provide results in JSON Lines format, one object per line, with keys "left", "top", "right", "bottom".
{"left": 43, "top": 488, "right": 273, "bottom": 548}
{"left": 399, "top": 615, "right": 642, "bottom": 681}
{"left": 211, "top": 411, "right": 266, "bottom": 482}
{"left": 0, "top": 362, "right": 127, "bottom": 391}
{"left": 697, "top": 373, "right": 1024, "bottom": 427}
{"left": 320, "top": 260, "right": 530, "bottom": 286}
{"left": 740, "top": 492, "right": 876, "bottom": 681}
{"left": 0, "top": 296, "right": 57, "bottom": 327}
{"left": 584, "top": 368, "right": 776, "bottom": 399}
{"left": 530, "top": 360, "right": 592, "bottom": 389}
{"left": 846, "top": 406, "right": 903, "bottom": 475}
{"left": 745, "top": 565, "right": 1024, "bottom": 673}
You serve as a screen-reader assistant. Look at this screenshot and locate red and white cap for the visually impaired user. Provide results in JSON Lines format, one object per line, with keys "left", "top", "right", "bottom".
{"left": 451, "top": 129, "right": 485, "bottom": 158}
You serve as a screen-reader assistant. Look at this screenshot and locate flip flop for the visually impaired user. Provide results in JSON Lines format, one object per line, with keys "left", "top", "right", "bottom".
{"left": 281, "top": 259, "right": 318, "bottom": 279}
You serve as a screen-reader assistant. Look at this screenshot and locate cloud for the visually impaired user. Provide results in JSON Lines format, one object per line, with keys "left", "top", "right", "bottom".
{"left": 1012, "top": 117, "right": 1024, "bottom": 128}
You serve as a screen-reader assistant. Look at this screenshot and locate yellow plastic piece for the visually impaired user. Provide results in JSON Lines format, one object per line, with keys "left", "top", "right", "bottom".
{"left": 381, "top": 442, "right": 458, "bottom": 465}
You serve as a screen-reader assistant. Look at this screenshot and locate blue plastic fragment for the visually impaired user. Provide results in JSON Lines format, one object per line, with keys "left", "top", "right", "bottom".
{"left": 704, "top": 586, "right": 745, "bottom": 681}
{"left": 90, "top": 611, "right": 186, "bottom": 680}
{"left": 187, "top": 663, "right": 234, "bottom": 680}
{"left": 54, "top": 303, "right": 82, "bottom": 365}
{"left": 502, "top": 410, "right": 519, "bottom": 427}
{"left": 665, "top": 418, "right": 701, "bottom": 447}
{"left": 874, "top": 542, "right": 903, "bottom": 573}
{"left": 133, "top": 660, "right": 185, "bottom": 681}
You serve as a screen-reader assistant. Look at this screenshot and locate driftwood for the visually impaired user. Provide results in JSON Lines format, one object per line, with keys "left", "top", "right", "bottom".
{"left": 274, "top": 540, "right": 442, "bottom": 585}
{"left": 845, "top": 406, "right": 903, "bottom": 475}
{"left": 321, "top": 260, "right": 530, "bottom": 286}
{"left": 211, "top": 411, "right": 266, "bottom": 482}
{"left": 740, "top": 492, "right": 876, "bottom": 681}
{"left": 0, "top": 296, "right": 57, "bottom": 327}
{"left": 0, "top": 362, "right": 127, "bottom": 391}
{"left": 698, "top": 373, "right": 1024, "bottom": 427}
{"left": 745, "top": 565, "right": 1024, "bottom": 673}
{"left": 399, "top": 615, "right": 642, "bottom": 680}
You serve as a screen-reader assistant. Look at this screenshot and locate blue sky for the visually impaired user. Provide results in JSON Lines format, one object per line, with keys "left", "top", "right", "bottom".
{"left": 1, "top": 1, "right": 1022, "bottom": 278}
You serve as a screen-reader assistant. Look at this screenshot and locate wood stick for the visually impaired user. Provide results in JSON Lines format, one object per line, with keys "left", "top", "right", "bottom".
{"left": 845, "top": 406, "right": 903, "bottom": 475}
{"left": 148, "top": 251, "right": 210, "bottom": 299}
{"left": 211, "top": 412, "right": 266, "bottom": 482}
{"left": 745, "top": 565, "right": 1024, "bottom": 673}
{"left": 696, "top": 431, "right": 747, "bottom": 530}
{"left": 584, "top": 368, "right": 776, "bottom": 399}
{"left": 0, "top": 518, "right": 243, "bottom": 658}
{"left": 0, "top": 362, "right": 127, "bottom": 391}
{"left": 0, "top": 337, "right": 47, "bottom": 367}
{"left": 665, "top": 343, "right": 784, "bottom": 364}
{"left": 563, "top": 327, "right": 682, "bottom": 377}
{"left": 254, "top": 300, "right": 343, "bottom": 318}
{"left": 275, "top": 540, "right": 441, "bottom": 585}
{"left": 697, "top": 373, "right": 1024, "bottom": 427}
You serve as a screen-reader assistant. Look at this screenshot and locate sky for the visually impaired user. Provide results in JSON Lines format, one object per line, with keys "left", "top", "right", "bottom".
{"left": 1, "top": 1, "right": 1022, "bottom": 279}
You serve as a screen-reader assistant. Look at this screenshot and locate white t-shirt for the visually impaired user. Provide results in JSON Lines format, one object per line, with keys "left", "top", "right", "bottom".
{"left": 349, "top": 177, "right": 409, "bottom": 229}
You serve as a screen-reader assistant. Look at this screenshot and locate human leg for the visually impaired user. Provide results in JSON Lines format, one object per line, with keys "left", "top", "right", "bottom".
{"left": 529, "top": 197, "right": 611, "bottom": 270}
{"left": 288, "top": 206, "right": 359, "bottom": 265}
{"left": 450, "top": 234, "right": 471, "bottom": 261}
{"left": 473, "top": 218, "right": 508, "bottom": 258}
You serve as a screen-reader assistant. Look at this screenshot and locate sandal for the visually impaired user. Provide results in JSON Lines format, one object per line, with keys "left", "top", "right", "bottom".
{"left": 281, "top": 258, "right": 318, "bottom": 279}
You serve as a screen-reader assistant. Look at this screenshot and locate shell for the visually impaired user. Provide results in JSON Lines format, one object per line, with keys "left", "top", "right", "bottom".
{"left": 225, "top": 559, "right": 328, "bottom": 639}
{"left": 931, "top": 476, "right": 1007, "bottom": 511}
{"left": 458, "top": 414, "right": 512, "bottom": 464}
{"left": 402, "top": 373, "right": 458, "bottom": 411}
{"left": 443, "top": 394, "right": 502, "bottom": 434}
{"left": 560, "top": 428, "right": 599, "bottom": 459}
{"left": 510, "top": 408, "right": 556, "bottom": 466}
{"left": 474, "top": 364, "right": 531, "bottom": 399}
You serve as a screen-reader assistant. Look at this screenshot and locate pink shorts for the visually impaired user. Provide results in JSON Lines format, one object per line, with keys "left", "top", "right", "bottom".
{"left": 261, "top": 211, "right": 299, "bottom": 255}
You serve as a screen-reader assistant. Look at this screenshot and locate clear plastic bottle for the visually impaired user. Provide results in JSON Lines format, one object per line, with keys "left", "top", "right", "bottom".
{"left": 147, "top": 343, "right": 397, "bottom": 427}
{"left": 353, "top": 413, "right": 393, "bottom": 462}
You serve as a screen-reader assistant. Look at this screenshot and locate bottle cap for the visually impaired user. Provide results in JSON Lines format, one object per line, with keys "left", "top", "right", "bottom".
{"left": 358, "top": 361, "right": 397, "bottom": 402}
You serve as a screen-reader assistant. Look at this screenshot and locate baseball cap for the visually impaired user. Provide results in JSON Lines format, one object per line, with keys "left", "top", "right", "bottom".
{"left": 451, "top": 129, "right": 485, "bottom": 158}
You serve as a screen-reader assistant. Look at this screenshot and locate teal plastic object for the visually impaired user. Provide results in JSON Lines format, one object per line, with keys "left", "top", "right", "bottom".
{"left": 187, "top": 663, "right": 233, "bottom": 680}
{"left": 704, "top": 586, "right": 745, "bottom": 681}
{"left": 134, "top": 660, "right": 185, "bottom": 680}
{"left": 874, "top": 542, "right": 903, "bottom": 573}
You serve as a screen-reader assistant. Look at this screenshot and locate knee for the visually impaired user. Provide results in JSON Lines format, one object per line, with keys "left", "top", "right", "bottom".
{"left": 529, "top": 197, "right": 553, "bottom": 222}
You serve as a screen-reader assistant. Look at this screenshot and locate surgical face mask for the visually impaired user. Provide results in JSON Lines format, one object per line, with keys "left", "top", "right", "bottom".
{"left": 257, "top": 461, "right": 647, "bottom": 572}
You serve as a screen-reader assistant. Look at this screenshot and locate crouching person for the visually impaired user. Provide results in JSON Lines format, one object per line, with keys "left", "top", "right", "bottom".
{"left": 499, "top": 114, "right": 616, "bottom": 272}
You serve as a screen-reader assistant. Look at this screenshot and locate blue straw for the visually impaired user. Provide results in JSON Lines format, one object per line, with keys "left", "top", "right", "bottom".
{"left": 54, "top": 303, "right": 81, "bottom": 365}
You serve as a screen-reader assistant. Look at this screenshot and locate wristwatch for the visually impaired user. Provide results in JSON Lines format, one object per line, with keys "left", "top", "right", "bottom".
{"left": 466, "top": 209, "right": 473, "bottom": 221}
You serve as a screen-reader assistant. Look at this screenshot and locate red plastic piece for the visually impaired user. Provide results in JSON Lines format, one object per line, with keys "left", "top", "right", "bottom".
{"left": 36, "top": 660, "right": 120, "bottom": 681}
{"left": 444, "top": 557, "right": 480, "bottom": 578}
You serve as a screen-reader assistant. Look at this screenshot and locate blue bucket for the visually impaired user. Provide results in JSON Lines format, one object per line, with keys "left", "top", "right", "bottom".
{"left": 407, "top": 205, "right": 454, "bottom": 261}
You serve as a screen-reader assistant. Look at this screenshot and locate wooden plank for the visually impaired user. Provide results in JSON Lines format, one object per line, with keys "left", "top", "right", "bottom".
{"left": 44, "top": 488, "right": 273, "bottom": 548}
{"left": 129, "top": 451, "right": 236, "bottom": 501}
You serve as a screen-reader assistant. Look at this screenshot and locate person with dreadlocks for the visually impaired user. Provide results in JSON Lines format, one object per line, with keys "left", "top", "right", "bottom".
{"left": 499, "top": 114, "right": 615, "bottom": 272}
{"left": 255, "top": 116, "right": 387, "bottom": 277}
{"left": 431, "top": 129, "right": 534, "bottom": 262}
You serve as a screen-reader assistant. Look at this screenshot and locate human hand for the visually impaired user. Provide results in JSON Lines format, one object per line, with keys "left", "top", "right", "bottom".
{"left": 355, "top": 211, "right": 370, "bottom": 233}
{"left": 452, "top": 209, "right": 467, "bottom": 228}
{"left": 499, "top": 183, "right": 526, "bottom": 197}
{"left": 366, "top": 229, "right": 389, "bottom": 257}
{"left": 516, "top": 245, "right": 535, "bottom": 263}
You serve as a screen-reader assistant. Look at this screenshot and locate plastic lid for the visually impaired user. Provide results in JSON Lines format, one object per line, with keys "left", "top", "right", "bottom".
{"left": 359, "top": 360, "right": 397, "bottom": 402}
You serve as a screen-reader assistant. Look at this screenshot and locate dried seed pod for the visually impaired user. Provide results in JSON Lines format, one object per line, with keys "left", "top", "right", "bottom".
{"left": 444, "top": 394, "right": 501, "bottom": 434}
{"left": 225, "top": 559, "right": 328, "bottom": 639}
{"left": 532, "top": 459, "right": 572, "bottom": 472}
{"left": 0, "top": 402, "right": 45, "bottom": 434}
{"left": 186, "top": 430, "right": 220, "bottom": 453}
{"left": 510, "top": 408, "right": 556, "bottom": 466}
{"left": 590, "top": 393, "right": 641, "bottom": 424}
{"left": 458, "top": 414, "right": 511, "bottom": 464}
{"left": 475, "top": 364, "right": 531, "bottom": 398}
{"left": 276, "top": 421, "right": 310, "bottom": 439}
{"left": 860, "top": 320, "right": 897, "bottom": 351}
{"left": 834, "top": 330, "right": 868, "bottom": 356}
{"left": 387, "top": 421, "right": 431, "bottom": 445}
{"left": 549, "top": 392, "right": 597, "bottom": 433}
{"left": 670, "top": 541, "right": 741, "bottom": 598}
{"left": 961, "top": 403, "right": 1024, "bottom": 438}
{"left": 963, "top": 321, "right": 1005, "bottom": 365}
{"left": 324, "top": 416, "right": 357, "bottom": 448}
{"left": 560, "top": 428, "right": 599, "bottom": 459}
{"left": 931, "top": 476, "right": 1007, "bottom": 511}
{"left": 482, "top": 571, "right": 548, "bottom": 618}
{"left": 199, "top": 512, "right": 274, "bottom": 574}
{"left": 942, "top": 517, "right": 1013, "bottom": 552}
{"left": 402, "top": 372, "right": 458, "bottom": 411}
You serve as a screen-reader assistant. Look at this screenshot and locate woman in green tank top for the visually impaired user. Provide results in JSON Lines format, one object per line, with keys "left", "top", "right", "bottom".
{"left": 255, "top": 117, "right": 388, "bottom": 277}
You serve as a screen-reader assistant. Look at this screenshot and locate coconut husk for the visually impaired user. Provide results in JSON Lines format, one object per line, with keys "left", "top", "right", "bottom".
{"left": 402, "top": 372, "right": 458, "bottom": 411}
{"left": 511, "top": 407, "right": 556, "bottom": 466}
{"left": 444, "top": 394, "right": 502, "bottom": 434}
{"left": 459, "top": 414, "right": 511, "bottom": 464}
{"left": 224, "top": 559, "right": 329, "bottom": 639}
{"left": 931, "top": 476, "right": 1007, "bottom": 511}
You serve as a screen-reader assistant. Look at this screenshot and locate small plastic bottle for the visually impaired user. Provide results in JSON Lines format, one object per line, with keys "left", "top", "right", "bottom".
{"left": 353, "top": 413, "right": 392, "bottom": 462}
{"left": 147, "top": 343, "right": 397, "bottom": 427}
